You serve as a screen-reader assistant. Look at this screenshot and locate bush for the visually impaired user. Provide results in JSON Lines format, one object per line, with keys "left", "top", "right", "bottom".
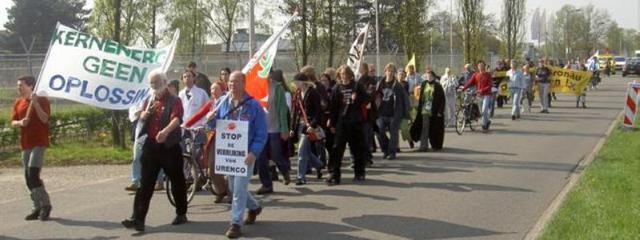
{"left": 0, "top": 108, "right": 116, "bottom": 149}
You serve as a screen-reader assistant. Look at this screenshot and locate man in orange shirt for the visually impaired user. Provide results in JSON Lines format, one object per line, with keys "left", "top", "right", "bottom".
{"left": 10, "top": 76, "right": 52, "bottom": 221}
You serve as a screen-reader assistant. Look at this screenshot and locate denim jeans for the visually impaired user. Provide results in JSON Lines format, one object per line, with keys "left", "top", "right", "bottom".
{"left": 297, "top": 134, "right": 324, "bottom": 182}
{"left": 510, "top": 88, "right": 522, "bottom": 117}
{"left": 228, "top": 163, "right": 260, "bottom": 226}
{"left": 539, "top": 83, "right": 550, "bottom": 111}
{"left": 376, "top": 116, "right": 400, "bottom": 155}
{"left": 481, "top": 95, "right": 493, "bottom": 128}
{"left": 257, "top": 133, "right": 290, "bottom": 188}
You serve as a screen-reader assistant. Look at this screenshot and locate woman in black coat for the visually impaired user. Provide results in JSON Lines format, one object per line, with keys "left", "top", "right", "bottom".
{"left": 291, "top": 73, "right": 325, "bottom": 185}
{"left": 412, "top": 72, "right": 446, "bottom": 151}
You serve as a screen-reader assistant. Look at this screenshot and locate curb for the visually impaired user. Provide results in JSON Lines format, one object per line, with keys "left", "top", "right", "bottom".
{"left": 522, "top": 110, "right": 624, "bottom": 240}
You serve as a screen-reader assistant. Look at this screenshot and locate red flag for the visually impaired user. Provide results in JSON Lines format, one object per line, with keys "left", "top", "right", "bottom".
{"left": 242, "top": 12, "right": 298, "bottom": 107}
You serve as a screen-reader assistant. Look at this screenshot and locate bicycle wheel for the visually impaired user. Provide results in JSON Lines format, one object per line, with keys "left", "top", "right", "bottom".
{"left": 468, "top": 117, "right": 477, "bottom": 131}
{"left": 455, "top": 108, "right": 466, "bottom": 135}
{"left": 166, "top": 155, "right": 200, "bottom": 207}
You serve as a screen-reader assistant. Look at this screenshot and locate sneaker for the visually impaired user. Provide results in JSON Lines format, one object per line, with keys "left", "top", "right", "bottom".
{"left": 316, "top": 169, "right": 323, "bottom": 180}
{"left": 125, "top": 183, "right": 139, "bottom": 192}
{"left": 256, "top": 186, "right": 273, "bottom": 195}
{"left": 295, "top": 179, "right": 307, "bottom": 186}
{"left": 353, "top": 175, "right": 366, "bottom": 182}
{"left": 225, "top": 224, "right": 242, "bottom": 238}
{"left": 387, "top": 153, "right": 396, "bottom": 160}
{"left": 511, "top": 115, "right": 516, "bottom": 120}
{"left": 244, "top": 207, "right": 262, "bottom": 225}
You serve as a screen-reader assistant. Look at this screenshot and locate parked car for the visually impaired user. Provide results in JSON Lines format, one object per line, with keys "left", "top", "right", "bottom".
{"left": 622, "top": 58, "right": 640, "bottom": 77}
{"left": 614, "top": 56, "right": 626, "bottom": 72}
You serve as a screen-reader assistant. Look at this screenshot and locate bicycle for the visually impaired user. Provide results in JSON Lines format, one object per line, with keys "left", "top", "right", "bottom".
{"left": 165, "top": 127, "right": 216, "bottom": 207}
{"left": 455, "top": 90, "right": 481, "bottom": 135}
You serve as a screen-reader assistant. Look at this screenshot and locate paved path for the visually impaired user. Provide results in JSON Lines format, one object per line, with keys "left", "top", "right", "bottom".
{"left": 0, "top": 76, "right": 628, "bottom": 240}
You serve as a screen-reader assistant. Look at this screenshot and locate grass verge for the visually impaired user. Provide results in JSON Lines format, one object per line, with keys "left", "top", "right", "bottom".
{"left": 0, "top": 141, "right": 131, "bottom": 168}
{"left": 539, "top": 124, "right": 640, "bottom": 239}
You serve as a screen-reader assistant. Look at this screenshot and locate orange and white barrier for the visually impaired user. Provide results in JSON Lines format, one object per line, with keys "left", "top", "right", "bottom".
{"left": 623, "top": 81, "right": 640, "bottom": 128}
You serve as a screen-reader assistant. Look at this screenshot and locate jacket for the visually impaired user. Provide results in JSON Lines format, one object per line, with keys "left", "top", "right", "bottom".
{"left": 463, "top": 72, "right": 493, "bottom": 96}
{"left": 292, "top": 87, "right": 323, "bottom": 128}
{"left": 375, "top": 78, "right": 411, "bottom": 121}
{"left": 209, "top": 92, "right": 268, "bottom": 156}
{"left": 329, "top": 80, "right": 368, "bottom": 127}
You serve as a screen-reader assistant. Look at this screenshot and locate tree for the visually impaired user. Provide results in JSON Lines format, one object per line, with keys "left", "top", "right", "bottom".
{"left": 138, "top": 0, "right": 168, "bottom": 48}
{"left": 3, "top": 0, "right": 88, "bottom": 53}
{"left": 383, "top": 0, "right": 433, "bottom": 68}
{"left": 544, "top": 4, "right": 612, "bottom": 59}
{"left": 458, "top": 0, "right": 485, "bottom": 64}
{"left": 500, "top": 0, "right": 526, "bottom": 60}
{"left": 89, "top": 0, "right": 144, "bottom": 45}
{"left": 204, "top": 0, "right": 245, "bottom": 52}
{"left": 165, "top": 0, "right": 210, "bottom": 56}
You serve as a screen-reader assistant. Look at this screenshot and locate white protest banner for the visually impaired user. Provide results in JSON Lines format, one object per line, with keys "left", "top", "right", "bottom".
{"left": 347, "top": 23, "right": 369, "bottom": 79}
{"left": 214, "top": 120, "right": 249, "bottom": 177}
{"left": 34, "top": 23, "right": 179, "bottom": 110}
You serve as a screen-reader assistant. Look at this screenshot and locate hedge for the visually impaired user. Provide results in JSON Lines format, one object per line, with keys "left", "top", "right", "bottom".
{"left": 0, "top": 108, "right": 118, "bottom": 150}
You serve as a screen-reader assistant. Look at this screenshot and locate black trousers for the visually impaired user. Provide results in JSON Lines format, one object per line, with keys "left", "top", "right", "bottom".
{"left": 133, "top": 140, "right": 187, "bottom": 222}
{"left": 330, "top": 121, "right": 366, "bottom": 179}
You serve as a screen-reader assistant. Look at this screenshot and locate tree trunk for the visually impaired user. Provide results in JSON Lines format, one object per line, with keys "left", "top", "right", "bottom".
{"left": 301, "top": 0, "right": 308, "bottom": 66}
{"left": 111, "top": 0, "right": 124, "bottom": 148}
{"left": 327, "top": 0, "right": 334, "bottom": 67}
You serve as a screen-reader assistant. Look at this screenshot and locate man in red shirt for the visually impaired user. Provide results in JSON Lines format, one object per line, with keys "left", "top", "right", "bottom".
{"left": 11, "top": 76, "right": 52, "bottom": 221}
{"left": 460, "top": 61, "right": 494, "bottom": 131}
{"left": 122, "top": 70, "right": 188, "bottom": 232}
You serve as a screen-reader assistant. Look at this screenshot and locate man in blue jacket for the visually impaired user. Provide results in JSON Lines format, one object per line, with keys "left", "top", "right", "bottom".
{"left": 210, "top": 71, "right": 267, "bottom": 238}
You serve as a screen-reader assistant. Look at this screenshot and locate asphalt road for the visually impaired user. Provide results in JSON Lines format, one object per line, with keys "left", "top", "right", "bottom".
{"left": 0, "top": 75, "right": 629, "bottom": 240}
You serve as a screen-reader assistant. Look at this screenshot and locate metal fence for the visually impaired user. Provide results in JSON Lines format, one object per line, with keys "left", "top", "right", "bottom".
{"left": 0, "top": 52, "right": 503, "bottom": 88}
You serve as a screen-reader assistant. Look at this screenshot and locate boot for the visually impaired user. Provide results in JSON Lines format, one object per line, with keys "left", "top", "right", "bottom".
{"left": 33, "top": 186, "right": 52, "bottom": 221}
{"left": 25, "top": 191, "right": 40, "bottom": 221}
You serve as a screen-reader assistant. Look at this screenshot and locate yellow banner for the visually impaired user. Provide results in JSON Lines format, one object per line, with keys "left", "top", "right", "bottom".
{"left": 493, "top": 67, "right": 592, "bottom": 96}
{"left": 548, "top": 66, "right": 593, "bottom": 96}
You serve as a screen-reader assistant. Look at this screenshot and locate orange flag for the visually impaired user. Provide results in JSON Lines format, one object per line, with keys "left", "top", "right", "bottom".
{"left": 242, "top": 12, "right": 298, "bottom": 107}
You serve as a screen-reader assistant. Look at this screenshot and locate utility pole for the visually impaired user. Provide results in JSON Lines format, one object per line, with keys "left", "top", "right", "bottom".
{"left": 430, "top": 29, "right": 433, "bottom": 66}
{"left": 191, "top": 0, "right": 197, "bottom": 58}
{"left": 375, "top": 0, "right": 380, "bottom": 77}
{"left": 249, "top": 0, "right": 255, "bottom": 58}
{"left": 449, "top": 0, "right": 453, "bottom": 68}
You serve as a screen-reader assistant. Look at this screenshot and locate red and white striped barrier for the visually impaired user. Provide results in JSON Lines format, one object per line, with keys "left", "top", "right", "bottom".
{"left": 624, "top": 81, "right": 640, "bottom": 128}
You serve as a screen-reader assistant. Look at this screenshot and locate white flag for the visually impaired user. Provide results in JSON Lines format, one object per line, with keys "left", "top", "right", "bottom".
{"left": 347, "top": 24, "right": 370, "bottom": 79}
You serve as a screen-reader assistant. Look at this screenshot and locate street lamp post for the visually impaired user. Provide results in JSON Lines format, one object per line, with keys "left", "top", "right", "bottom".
{"left": 565, "top": 9, "right": 581, "bottom": 60}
